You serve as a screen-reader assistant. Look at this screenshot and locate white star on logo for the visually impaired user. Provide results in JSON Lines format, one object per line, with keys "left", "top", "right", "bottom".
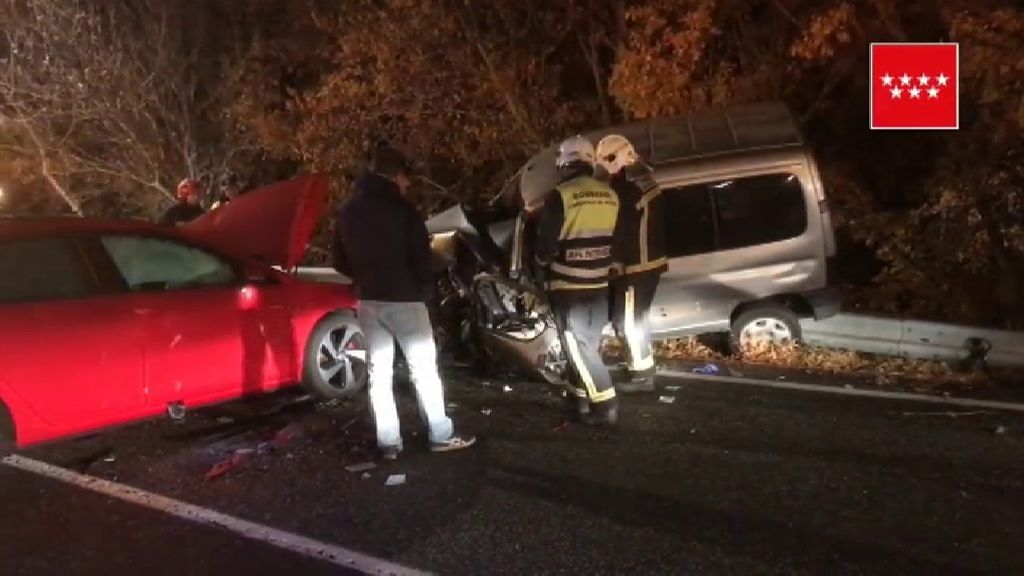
{"left": 890, "top": 87, "right": 902, "bottom": 99}
{"left": 917, "top": 74, "right": 931, "bottom": 86}
{"left": 909, "top": 87, "right": 921, "bottom": 99}
{"left": 881, "top": 74, "right": 894, "bottom": 86}
{"left": 936, "top": 73, "right": 949, "bottom": 86}
{"left": 899, "top": 73, "right": 912, "bottom": 86}
{"left": 927, "top": 87, "right": 940, "bottom": 99}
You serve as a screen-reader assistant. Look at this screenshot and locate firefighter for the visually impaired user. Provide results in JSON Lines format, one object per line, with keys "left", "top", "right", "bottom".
{"left": 596, "top": 134, "right": 667, "bottom": 392}
{"left": 534, "top": 135, "right": 621, "bottom": 425}
{"left": 160, "top": 178, "right": 205, "bottom": 226}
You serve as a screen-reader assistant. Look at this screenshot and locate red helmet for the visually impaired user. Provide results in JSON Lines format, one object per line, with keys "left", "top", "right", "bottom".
{"left": 176, "top": 178, "right": 201, "bottom": 201}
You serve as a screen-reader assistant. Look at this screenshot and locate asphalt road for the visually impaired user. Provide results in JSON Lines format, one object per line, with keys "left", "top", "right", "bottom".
{"left": 3, "top": 365, "right": 1024, "bottom": 575}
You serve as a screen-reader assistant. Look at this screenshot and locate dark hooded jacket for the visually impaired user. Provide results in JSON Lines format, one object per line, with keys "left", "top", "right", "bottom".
{"left": 331, "top": 171, "right": 434, "bottom": 302}
{"left": 608, "top": 164, "right": 668, "bottom": 279}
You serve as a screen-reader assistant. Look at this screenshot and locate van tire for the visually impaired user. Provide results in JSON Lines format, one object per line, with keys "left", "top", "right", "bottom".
{"left": 301, "top": 311, "right": 369, "bottom": 400}
{"left": 0, "top": 403, "right": 14, "bottom": 457}
{"left": 730, "top": 305, "right": 802, "bottom": 354}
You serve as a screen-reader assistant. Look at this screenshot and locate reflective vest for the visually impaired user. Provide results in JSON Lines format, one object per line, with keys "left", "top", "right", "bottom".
{"left": 546, "top": 175, "right": 620, "bottom": 292}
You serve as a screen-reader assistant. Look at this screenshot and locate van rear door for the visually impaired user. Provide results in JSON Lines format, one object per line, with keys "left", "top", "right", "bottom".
{"left": 806, "top": 154, "right": 836, "bottom": 258}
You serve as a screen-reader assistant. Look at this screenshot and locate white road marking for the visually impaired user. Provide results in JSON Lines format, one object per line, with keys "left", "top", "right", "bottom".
{"left": 2, "top": 455, "right": 432, "bottom": 576}
{"left": 658, "top": 369, "right": 1024, "bottom": 414}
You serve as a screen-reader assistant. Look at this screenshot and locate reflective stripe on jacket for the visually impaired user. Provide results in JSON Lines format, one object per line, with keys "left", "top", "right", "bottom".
{"left": 545, "top": 175, "right": 620, "bottom": 292}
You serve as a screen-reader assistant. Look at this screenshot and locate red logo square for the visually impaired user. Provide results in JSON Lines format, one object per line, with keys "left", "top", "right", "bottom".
{"left": 869, "top": 42, "right": 959, "bottom": 130}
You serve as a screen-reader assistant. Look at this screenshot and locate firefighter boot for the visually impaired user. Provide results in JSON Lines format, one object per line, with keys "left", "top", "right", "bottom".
{"left": 581, "top": 397, "right": 619, "bottom": 427}
{"left": 617, "top": 366, "right": 656, "bottom": 393}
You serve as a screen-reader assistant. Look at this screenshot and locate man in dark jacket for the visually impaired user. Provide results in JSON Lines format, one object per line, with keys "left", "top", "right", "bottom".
{"left": 596, "top": 134, "right": 668, "bottom": 392}
{"left": 332, "top": 143, "right": 475, "bottom": 459}
{"left": 534, "top": 135, "right": 621, "bottom": 426}
{"left": 160, "top": 178, "right": 205, "bottom": 226}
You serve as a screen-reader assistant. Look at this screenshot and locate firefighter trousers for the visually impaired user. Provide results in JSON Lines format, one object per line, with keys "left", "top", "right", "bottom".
{"left": 550, "top": 291, "right": 617, "bottom": 404}
{"left": 610, "top": 273, "right": 660, "bottom": 377}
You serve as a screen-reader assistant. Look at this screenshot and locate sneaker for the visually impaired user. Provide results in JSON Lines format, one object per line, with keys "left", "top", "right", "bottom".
{"left": 429, "top": 434, "right": 476, "bottom": 453}
{"left": 380, "top": 445, "right": 402, "bottom": 460}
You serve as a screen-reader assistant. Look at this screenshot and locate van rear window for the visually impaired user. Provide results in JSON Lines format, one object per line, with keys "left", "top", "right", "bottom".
{"left": 663, "top": 172, "right": 807, "bottom": 256}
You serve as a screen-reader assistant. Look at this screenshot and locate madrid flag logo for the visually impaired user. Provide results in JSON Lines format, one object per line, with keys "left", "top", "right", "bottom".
{"left": 869, "top": 42, "right": 959, "bottom": 130}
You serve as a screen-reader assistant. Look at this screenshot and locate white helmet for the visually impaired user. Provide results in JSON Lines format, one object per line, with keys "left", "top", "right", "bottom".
{"left": 555, "top": 135, "right": 595, "bottom": 168}
{"left": 596, "top": 134, "right": 639, "bottom": 176}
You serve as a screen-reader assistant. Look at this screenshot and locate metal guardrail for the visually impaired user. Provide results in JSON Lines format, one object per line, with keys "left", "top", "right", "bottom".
{"left": 294, "top": 266, "right": 1024, "bottom": 367}
{"left": 799, "top": 314, "right": 1024, "bottom": 367}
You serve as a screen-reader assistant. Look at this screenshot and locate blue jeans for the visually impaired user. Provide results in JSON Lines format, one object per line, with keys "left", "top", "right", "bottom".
{"left": 357, "top": 301, "right": 454, "bottom": 449}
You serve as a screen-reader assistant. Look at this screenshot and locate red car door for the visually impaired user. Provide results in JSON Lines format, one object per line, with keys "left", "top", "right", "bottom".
{"left": 0, "top": 235, "right": 146, "bottom": 445}
{"left": 93, "top": 233, "right": 294, "bottom": 408}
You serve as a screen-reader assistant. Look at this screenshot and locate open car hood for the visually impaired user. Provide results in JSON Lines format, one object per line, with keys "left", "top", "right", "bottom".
{"left": 495, "top": 101, "right": 802, "bottom": 211}
{"left": 182, "top": 173, "right": 329, "bottom": 270}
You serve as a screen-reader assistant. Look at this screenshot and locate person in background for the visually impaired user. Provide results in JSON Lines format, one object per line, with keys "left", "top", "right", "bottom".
{"left": 160, "top": 178, "right": 205, "bottom": 226}
{"left": 332, "top": 142, "right": 475, "bottom": 460}
{"left": 210, "top": 180, "right": 240, "bottom": 211}
{"left": 596, "top": 134, "right": 668, "bottom": 393}
{"left": 534, "top": 135, "right": 621, "bottom": 426}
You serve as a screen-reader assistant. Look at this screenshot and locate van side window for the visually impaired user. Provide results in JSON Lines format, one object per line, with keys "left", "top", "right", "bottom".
{"left": 0, "top": 236, "right": 99, "bottom": 304}
{"left": 662, "top": 184, "right": 717, "bottom": 257}
{"left": 712, "top": 173, "right": 807, "bottom": 250}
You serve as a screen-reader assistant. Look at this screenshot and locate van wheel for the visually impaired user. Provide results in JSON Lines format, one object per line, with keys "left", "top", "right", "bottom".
{"left": 301, "top": 311, "right": 369, "bottom": 400}
{"left": 730, "top": 305, "right": 802, "bottom": 354}
{"left": 0, "top": 403, "right": 14, "bottom": 457}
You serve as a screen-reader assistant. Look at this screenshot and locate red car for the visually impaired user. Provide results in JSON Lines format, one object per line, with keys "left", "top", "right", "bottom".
{"left": 0, "top": 174, "right": 367, "bottom": 453}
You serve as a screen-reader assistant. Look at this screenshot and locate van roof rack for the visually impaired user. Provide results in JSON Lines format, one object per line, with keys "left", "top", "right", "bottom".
{"left": 494, "top": 100, "right": 805, "bottom": 208}
{"left": 581, "top": 100, "right": 805, "bottom": 165}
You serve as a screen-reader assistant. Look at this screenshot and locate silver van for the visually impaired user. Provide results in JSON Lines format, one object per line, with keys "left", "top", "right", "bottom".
{"left": 509, "top": 101, "right": 840, "bottom": 350}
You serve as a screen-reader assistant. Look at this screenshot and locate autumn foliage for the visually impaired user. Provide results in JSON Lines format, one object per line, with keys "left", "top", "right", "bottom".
{"left": 2, "top": 0, "right": 1022, "bottom": 328}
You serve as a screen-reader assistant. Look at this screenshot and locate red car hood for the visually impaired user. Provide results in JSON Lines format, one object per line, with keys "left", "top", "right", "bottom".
{"left": 182, "top": 173, "right": 329, "bottom": 270}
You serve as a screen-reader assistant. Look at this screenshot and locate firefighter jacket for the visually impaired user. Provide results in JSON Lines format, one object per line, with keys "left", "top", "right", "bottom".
{"left": 609, "top": 165, "right": 668, "bottom": 278}
{"left": 534, "top": 171, "right": 621, "bottom": 293}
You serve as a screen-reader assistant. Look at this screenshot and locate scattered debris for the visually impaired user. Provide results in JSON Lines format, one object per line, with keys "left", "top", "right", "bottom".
{"left": 994, "top": 425, "right": 1009, "bottom": 435}
{"left": 692, "top": 362, "right": 719, "bottom": 375}
{"left": 552, "top": 420, "right": 569, "bottom": 432}
{"left": 690, "top": 428, "right": 697, "bottom": 434}
{"left": 663, "top": 385, "right": 681, "bottom": 392}
{"left": 480, "top": 408, "right": 493, "bottom": 416}
{"left": 503, "top": 385, "right": 513, "bottom": 393}
{"left": 271, "top": 423, "right": 305, "bottom": 450}
{"left": 204, "top": 450, "right": 251, "bottom": 481}
{"left": 658, "top": 396, "right": 676, "bottom": 404}
{"left": 446, "top": 402, "right": 459, "bottom": 409}
{"left": 482, "top": 381, "right": 492, "bottom": 387}
{"left": 102, "top": 454, "right": 116, "bottom": 463}
{"left": 361, "top": 472, "right": 372, "bottom": 480}
{"left": 385, "top": 474, "right": 406, "bottom": 486}
{"left": 345, "top": 462, "right": 377, "bottom": 473}
{"left": 845, "top": 384, "right": 855, "bottom": 390}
